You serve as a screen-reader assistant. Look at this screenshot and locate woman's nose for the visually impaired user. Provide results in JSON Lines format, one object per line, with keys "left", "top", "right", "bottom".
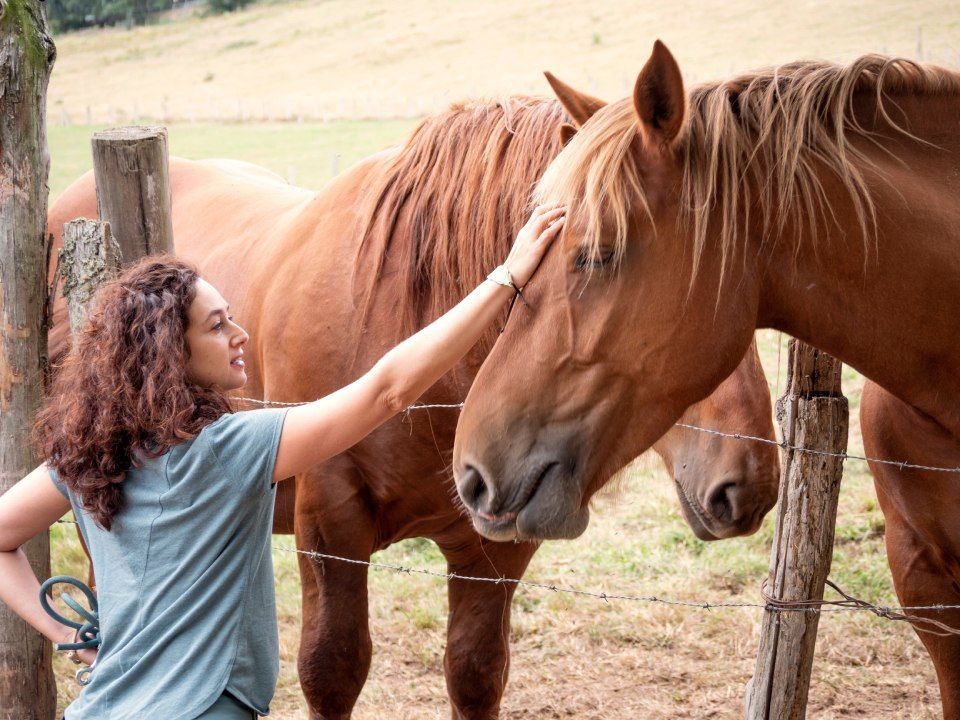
{"left": 233, "top": 326, "right": 249, "bottom": 346}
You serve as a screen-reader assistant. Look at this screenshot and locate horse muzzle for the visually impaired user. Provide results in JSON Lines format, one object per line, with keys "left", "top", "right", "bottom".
{"left": 455, "top": 454, "right": 591, "bottom": 541}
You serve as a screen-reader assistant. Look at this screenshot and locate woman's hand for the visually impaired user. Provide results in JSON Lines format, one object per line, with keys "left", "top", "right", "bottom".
{"left": 503, "top": 204, "right": 566, "bottom": 288}
{"left": 59, "top": 626, "right": 98, "bottom": 666}
{"left": 75, "top": 645, "right": 98, "bottom": 666}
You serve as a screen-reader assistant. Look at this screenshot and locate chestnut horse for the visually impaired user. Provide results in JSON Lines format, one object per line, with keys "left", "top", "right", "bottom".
{"left": 453, "top": 43, "right": 960, "bottom": 716}
{"left": 48, "top": 95, "right": 779, "bottom": 719}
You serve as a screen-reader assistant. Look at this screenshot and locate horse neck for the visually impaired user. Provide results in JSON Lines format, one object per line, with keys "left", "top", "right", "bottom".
{"left": 756, "top": 92, "right": 960, "bottom": 435}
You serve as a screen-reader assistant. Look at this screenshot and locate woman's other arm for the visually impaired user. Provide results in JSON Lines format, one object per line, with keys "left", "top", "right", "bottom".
{"left": 0, "top": 465, "right": 91, "bottom": 658}
{"left": 272, "top": 204, "right": 565, "bottom": 482}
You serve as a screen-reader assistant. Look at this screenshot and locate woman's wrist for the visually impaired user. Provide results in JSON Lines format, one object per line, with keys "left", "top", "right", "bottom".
{"left": 486, "top": 265, "right": 519, "bottom": 293}
{"left": 51, "top": 622, "right": 76, "bottom": 646}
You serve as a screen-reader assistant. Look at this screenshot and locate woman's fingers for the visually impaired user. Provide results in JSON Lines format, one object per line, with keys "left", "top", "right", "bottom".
{"left": 502, "top": 204, "right": 567, "bottom": 286}
{"left": 527, "top": 203, "right": 564, "bottom": 225}
{"left": 527, "top": 206, "right": 566, "bottom": 238}
{"left": 537, "top": 216, "right": 565, "bottom": 243}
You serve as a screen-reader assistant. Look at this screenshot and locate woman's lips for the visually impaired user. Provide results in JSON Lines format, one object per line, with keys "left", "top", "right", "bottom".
{"left": 231, "top": 358, "right": 245, "bottom": 369}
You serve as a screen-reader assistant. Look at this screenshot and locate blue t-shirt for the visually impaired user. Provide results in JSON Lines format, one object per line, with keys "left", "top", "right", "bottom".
{"left": 49, "top": 408, "right": 289, "bottom": 720}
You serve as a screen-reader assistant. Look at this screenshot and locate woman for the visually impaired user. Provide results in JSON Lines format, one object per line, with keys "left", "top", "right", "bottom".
{"left": 0, "top": 204, "right": 565, "bottom": 720}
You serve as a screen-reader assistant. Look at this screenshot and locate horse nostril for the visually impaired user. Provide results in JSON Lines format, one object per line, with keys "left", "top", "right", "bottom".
{"left": 460, "top": 465, "right": 493, "bottom": 514}
{"left": 706, "top": 481, "right": 738, "bottom": 524}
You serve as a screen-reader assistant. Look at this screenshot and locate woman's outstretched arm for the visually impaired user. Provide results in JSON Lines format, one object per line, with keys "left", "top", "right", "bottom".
{"left": 272, "top": 204, "right": 565, "bottom": 482}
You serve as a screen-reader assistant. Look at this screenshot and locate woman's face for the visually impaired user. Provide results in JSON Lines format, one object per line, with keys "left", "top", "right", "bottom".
{"left": 184, "top": 278, "right": 249, "bottom": 390}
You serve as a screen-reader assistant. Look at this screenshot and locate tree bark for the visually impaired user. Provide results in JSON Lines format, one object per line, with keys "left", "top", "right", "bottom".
{"left": 60, "top": 219, "right": 121, "bottom": 335}
{"left": 0, "top": 1, "right": 56, "bottom": 717}
{"left": 745, "top": 340, "right": 849, "bottom": 720}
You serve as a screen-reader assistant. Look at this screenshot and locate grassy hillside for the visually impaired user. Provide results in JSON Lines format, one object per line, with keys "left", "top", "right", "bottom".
{"left": 48, "top": 0, "right": 960, "bottom": 124}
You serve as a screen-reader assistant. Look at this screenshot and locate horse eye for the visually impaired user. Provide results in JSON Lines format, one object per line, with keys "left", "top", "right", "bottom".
{"left": 574, "top": 247, "right": 616, "bottom": 272}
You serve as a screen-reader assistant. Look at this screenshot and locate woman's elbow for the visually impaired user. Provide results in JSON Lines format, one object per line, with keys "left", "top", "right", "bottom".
{"left": 0, "top": 536, "right": 24, "bottom": 554}
{"left": 374, "top": 354, "right": 417, "bottom": 415}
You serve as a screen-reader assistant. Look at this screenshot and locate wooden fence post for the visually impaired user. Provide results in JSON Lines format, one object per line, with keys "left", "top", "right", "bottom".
{"left": 0, "top": 1, "right": 57, "bottom": 717}
{"left": 59, "top": 220, "right": 122, "bottom": 335}
{"left": 91, "top": 126, "right": 175, "bottom": 260}
{"left": 745, "top": 340, "right": 849, "bottom": 719}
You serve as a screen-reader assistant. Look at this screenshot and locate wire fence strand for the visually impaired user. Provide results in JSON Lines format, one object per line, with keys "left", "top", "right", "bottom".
{"left": 278, "top": 545, "right": 960, "bottom": 635}
{"left": 233, "top": 396, "right": 960, "bottom": 474}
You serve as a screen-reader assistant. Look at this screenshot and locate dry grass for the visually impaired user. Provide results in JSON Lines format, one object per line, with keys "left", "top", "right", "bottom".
{"left": 47, "top": 0, "right": 960, "bottom": 124}
{"left": 50, "top": 331, "right": 942, "bottom": 718}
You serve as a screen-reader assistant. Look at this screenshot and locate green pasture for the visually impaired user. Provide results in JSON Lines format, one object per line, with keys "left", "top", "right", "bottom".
{"left": 47, "top": 121, "right": 932, "bottom": 717}
{"left": 48, "top": 119, "right": 419, "bottom": 199}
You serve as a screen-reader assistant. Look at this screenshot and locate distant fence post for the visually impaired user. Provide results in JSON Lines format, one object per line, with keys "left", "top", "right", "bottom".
{"left": 59, "top": 220, "right": 122, "bottom": 335}
{"left": 91, "top": 126, "right": 175, "bottom": 260}
{"left": 0, "top": 0, "right": 57, "bottom": 717}
{"left": 745, "top": 340, "right": 849, "bottom": 719}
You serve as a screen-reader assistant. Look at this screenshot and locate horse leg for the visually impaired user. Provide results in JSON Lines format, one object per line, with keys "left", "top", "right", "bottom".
{"left": 880, "top": 505, "right": 960, "bottom": 718}
{"left": 862, "top": 381, "right": 960, "bottom": 718}
{"left": 294, "top": 460, "right": 376, "bottom": 720}
{"left": 439, "top": 538, "right": 539, "bottom": 720}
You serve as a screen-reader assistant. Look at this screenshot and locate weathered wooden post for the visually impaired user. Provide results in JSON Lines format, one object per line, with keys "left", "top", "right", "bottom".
{"left": 745, "top": 340, "right": 849, "bottom": 719}
{"left": 91, "top": 126, "right": 175, "bottom": 259}
{"left": 59, "top": 220, "right": 122, "bottom": 334}
{"left": 0, "top": 1, "right": 57, "bottom": 717}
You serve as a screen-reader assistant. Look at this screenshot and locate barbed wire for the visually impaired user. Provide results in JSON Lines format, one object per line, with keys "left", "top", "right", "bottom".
{"left": 50, "top": 516, "right": 960, "bottom": 621}
{"left": 233, "top": 396, "right": 960, "bottom": 474}
{"left": 276, "top": 545, "right": 960, "bottom": 635}
{"left": 52, "top": 518, "right": 960, "bottom": 628}
{"left": 671, "top": 423, "right": 960, "bottom": 474}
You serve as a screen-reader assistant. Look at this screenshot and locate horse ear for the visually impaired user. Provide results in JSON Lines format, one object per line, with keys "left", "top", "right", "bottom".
{"left": 558, "top": 123, "right": 576, "bottom": 147}
{"left": 632, "top": 40, "right": 685, "bottom": 148}
{"left": 544, "top": 71, "right": 606, "bottom": 128}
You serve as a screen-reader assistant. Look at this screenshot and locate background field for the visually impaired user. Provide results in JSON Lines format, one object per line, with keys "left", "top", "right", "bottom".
{"left": 43, "top": 0, "right": 958, "bottom": 717}
{"left": 47, "top": 0, "right": 960, "bottom": 124}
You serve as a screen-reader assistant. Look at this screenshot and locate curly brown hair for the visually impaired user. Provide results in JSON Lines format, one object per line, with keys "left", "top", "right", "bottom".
{"left": 34, "top": 256, "right": 233, "bottom": 530}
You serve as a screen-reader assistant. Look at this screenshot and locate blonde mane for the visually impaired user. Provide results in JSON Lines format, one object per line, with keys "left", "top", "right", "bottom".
{"left": 535, "top": 55, "right": 960, "bottom": 280}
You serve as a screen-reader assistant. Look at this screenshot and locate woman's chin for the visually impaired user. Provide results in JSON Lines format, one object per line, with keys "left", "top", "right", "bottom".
{"left": 225, "top": 373, "right": 247, "bottom": 391}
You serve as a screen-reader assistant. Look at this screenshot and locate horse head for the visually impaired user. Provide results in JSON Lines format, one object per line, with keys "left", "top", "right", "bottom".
{"left": 453, "top": 43, "right": 772, "bottom": 541}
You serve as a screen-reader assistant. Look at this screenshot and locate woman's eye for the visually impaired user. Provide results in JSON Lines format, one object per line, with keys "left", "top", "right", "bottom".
{"left": 213, "top": 321, "right": 223, "bottom": 331}
{"left": 574, "top": 247, "right": 616, "bottom": 271}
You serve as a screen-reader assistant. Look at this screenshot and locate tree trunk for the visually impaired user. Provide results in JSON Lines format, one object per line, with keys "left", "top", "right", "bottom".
{"left": 0, "top": 1, "right": 56, "bottom": 718}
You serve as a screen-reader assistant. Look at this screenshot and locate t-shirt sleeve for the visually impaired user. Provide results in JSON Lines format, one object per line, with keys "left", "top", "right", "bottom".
{"left": 47, "top": 465, "right": 71, "bottom": 502}
{"left": 203, "top": 408, "right": 290, "bottom": 495}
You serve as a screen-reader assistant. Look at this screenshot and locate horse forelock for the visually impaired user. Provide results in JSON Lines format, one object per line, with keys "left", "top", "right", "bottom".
{"left": 357, "top": 97, "right": 569, "bottom": 335}
{"left": 535, "top": 54, "right": 960, "bottom": 285}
